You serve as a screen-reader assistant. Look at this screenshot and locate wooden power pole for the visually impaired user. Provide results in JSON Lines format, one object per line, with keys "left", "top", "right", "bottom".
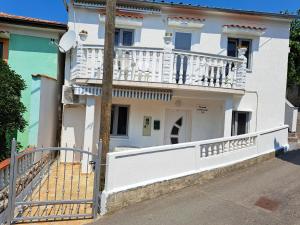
{"left": 100, "top": 0, "right": 117, "bottom": 190}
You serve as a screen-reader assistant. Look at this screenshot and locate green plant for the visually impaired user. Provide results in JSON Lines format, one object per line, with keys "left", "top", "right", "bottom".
{"left": 287, "top": 10, "right": 300, "bottom": 87}
{"left": 0, "top": 60, "right": 27, "bottom": 160}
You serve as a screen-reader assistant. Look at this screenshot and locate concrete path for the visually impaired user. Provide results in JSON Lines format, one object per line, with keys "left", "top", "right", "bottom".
{"left": 90, "top": 149, "right": 300, "bottom": 225}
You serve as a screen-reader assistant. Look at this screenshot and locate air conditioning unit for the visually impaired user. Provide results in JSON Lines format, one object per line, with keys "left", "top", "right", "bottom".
{"left": 62, "top": 85, "right": 84, "bottom": 105}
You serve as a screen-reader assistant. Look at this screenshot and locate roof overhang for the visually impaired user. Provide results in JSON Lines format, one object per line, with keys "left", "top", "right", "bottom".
{"left": 223, "top": 24, "right": 266, "bottom": 37}
{"left": 167, "top": 16, "right": 205, "bottom": 29}
{"left": 0, "top": 13, "right": 67, "bottom": 31}
{"left": 73, "top": 0, "right": 298, "bottom": 21}
{"left": 99, "top": 10, "right": 144, "bottom": 27}
{"left": 74, "top": 0, "right": 161, "bottom": 15}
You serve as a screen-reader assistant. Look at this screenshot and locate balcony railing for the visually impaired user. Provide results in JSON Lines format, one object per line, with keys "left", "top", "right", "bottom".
{"left": 71, "top": 45, "right": 247, "bottom": 90}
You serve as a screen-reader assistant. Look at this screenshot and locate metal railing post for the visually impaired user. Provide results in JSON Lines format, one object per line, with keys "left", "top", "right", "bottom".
{"left": 7, "top": 138, "right": 17, "bottom": 224}
{"left": 92, "top": 141, "right": 102, "bottom": 218}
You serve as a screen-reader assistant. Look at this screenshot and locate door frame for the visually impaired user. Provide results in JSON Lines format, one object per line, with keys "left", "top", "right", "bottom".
{"left": 164, "top": 108, "right": 192, "bottom": 145}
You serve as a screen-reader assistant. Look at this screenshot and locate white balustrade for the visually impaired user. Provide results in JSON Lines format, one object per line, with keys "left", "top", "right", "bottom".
{"left": 103, "top": 126, "right": 288, "bottom": 194}
{"left": 71, "top": 46, "right": 246, "bottom": 90}
{"left": 200, "top": 136, "right": 257, "bottom": 158}
{"left": 172, "top": 50, "right": 243, "bottom": 88}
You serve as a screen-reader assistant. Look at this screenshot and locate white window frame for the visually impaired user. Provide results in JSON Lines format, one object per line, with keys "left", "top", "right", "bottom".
{"left": 231, "top": 111, "right": 251, "bottom": 136}
{"left": 110, "top": 104, "right": 130, "bottom": 137}
{"left": 174, "top": 31, "right": 192, "bottom": 51}
{"left": 227, "top": 37, "right": 253, "bottom": 71}
{"left": 115, "top": 28, "right": 135, "bottom": 47}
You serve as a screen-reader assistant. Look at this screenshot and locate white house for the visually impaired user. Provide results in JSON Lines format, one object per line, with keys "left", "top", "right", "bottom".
{"left": 61, "top": 0, "right": 295, "bottom": 155}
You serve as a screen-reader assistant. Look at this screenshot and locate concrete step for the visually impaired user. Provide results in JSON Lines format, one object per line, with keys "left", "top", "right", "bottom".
{"left": 288, "top": 132, "right": 300, "bottom": 143}
{"left": 288, "top": 137, "right": 298, "bottom": 143}
{"left": 289, "top": 132, "right": 297, "bottom": 138}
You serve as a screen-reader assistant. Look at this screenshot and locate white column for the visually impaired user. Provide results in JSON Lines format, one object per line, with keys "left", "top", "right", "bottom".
{"left": 162, "top": 33, "right": 174, "bottom": 83}
{"left": 236, "top": 47, "right": 247, "bottom": 89}
{"left": 224, "top": 96, "right": 233, "bottom": 137}
{"left": 82, "top": 96, "right": 96, "bottom": 173}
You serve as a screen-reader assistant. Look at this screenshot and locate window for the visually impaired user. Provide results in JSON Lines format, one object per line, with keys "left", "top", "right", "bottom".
{"left": 110, "top": 105, "right": 129, "bottom": 136}
{"left": 227, "top": 38, "right": 252, "bottom": 69}
{"left": 115, "top": 29, "right": 134, "bottom": 46}
{"left": 174, "top": 32, "right": 192, "bottom": 84}
{"left": 0, "top": 42, "right": 3, "bottom": 59}
{"left": 231, "top": 111, "right": 250, "bottom": 136}
{"left": 175, "top": 32, "right": 192, "bottom": 51}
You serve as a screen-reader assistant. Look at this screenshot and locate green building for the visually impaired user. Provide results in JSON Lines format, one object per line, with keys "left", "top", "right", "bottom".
{"left": 0, "top": 12, "right": 66, "bottom": 148}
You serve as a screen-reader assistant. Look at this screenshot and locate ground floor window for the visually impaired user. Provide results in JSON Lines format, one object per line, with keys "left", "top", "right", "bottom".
{"left": 231, "top": 111, "right": 250, "bottom": 136}
{"left": 110, "top": 105, "right": 129, "bottom": 136}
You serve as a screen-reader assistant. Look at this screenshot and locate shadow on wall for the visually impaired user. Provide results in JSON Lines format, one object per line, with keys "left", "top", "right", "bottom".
{"left": 274, "top": 138, "right": 282, "bottom": 151}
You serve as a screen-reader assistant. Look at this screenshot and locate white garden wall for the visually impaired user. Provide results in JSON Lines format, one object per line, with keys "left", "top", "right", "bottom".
{"left": 37, "top": 77, "right": 58, "bottom": 147}
{"left": 285, "top": 100, "right": 298, "bottom": 132}
{"left": 103, "top": 125, "right": 288, "bottom": 195}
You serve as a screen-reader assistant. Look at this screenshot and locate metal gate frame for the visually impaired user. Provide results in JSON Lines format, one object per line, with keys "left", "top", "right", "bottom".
{"left": 7, "top": 139, "right": 101, "bottom": 224}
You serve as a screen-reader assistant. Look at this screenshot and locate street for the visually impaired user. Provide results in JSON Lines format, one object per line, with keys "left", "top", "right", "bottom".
{"left": 91, "top": 149, "right": 300, "bottom": 225}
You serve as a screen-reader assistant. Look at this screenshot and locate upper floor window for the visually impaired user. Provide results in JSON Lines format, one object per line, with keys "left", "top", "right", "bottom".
{"left": 175, "top": 32, "right": 192, "bottom": 51}
{"left": 115, "top": 29, "right": 134, "bottom": 46}
{"left": 227, "top": 38, "right": 252, "bottom": 69}
{"left": 0, "top": 42, "right": 3, "bottom": 60}
{"left": 174, "top": 32, "right": 192, "bottom": 84}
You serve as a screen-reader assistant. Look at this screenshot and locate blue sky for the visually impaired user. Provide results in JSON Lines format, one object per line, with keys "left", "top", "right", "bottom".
{"left": 0, "top": 0, "right": 299, "bottom": 23}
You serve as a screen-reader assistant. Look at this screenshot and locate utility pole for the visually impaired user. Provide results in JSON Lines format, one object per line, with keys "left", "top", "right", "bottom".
{"left": 100, "top": 0, "right": 117, "bottom": 190}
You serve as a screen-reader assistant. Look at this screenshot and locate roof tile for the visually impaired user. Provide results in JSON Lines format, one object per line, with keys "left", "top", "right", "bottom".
{"left": 0, "top": 12, "right": 66, "bottom": 28}
{"left": 223, "top": 24, "right": 266, "bottom": 31}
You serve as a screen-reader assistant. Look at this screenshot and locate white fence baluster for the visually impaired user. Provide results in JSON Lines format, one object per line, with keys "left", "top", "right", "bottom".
{"left": 75, "top": 46, "right": 246, "bottom": 91}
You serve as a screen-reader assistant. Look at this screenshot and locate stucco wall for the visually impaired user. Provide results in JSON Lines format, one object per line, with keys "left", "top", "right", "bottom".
{"left": 38, "top": 77, "right": 58, "bottom": 147}
{"left": 8, "top": 34, "right": 59, "bottom": 148}
{"left": 104, "top": 126, "right": 288, "bottom": 194}
{"left": 66, "top": 5, "right": 290, "bottom": 133}
{"left": 61, "top": 94, "right": 226, "bottom": 152}
{"left": 61, "top": 4, "right": 291, "bottom": 151}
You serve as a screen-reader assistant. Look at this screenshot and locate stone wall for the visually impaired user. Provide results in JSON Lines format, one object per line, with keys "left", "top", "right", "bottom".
{"left": 0, "top": 153, "right": 51, "bottom": 214}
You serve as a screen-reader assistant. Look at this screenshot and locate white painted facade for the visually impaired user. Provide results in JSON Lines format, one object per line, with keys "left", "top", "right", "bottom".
{"left": 61, "top": 0, "right": 292, "bottom": 157}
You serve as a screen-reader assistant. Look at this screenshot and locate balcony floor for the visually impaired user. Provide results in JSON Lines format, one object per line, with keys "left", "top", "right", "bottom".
{"left": 74, "top": 78, "right": 245, "bottom": 95}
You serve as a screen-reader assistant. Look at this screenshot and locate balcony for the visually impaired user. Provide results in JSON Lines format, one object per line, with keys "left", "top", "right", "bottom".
{"left": 71, "top": 45, "right": 247, "bottom": 93}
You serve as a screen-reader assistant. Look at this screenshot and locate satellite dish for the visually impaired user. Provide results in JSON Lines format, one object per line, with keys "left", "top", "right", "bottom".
{"left": 58, "top": 30, "right": 77, "bottom": 53}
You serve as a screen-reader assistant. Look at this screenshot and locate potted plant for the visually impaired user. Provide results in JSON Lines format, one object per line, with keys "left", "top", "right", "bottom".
{"left": 79, "top": 30, "right": 88, "bottom": 41}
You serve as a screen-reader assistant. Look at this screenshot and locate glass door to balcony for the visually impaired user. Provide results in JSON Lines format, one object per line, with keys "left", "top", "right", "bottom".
{"left": 174, "top": 32, "right": 192, "bottom": 84}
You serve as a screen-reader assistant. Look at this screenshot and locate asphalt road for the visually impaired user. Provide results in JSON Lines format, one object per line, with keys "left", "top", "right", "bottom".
{"left": 91, "top": 149, "right": 300, "bottom": 225}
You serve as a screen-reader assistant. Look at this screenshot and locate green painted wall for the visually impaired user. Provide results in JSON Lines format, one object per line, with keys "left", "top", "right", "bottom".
{"left": 8, "top": 34, "right": 58, "bottom": 148}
